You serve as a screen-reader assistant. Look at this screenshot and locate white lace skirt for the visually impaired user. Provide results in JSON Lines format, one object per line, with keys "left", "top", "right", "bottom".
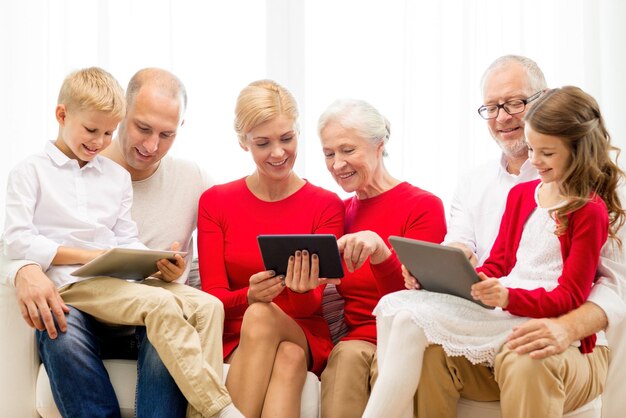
{"left": 374, "top": 290, "right": 528, "bottom": 366}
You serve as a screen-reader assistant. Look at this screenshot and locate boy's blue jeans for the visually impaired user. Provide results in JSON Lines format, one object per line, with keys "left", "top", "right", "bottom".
{"left": 37, "top": 306, "right": 187, "bottom": 418}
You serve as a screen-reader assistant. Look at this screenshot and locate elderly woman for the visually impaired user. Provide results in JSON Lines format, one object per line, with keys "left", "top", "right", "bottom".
{"left": 318, "top": 99, "right": 447, "bottom": 418}
{"left": 197, "top": 80, "right": 344, "bottom": 418}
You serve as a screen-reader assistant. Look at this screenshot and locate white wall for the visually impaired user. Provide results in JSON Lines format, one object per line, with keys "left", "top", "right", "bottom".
{"left": 1, "top": 0, "right": 625, "bottom": 228}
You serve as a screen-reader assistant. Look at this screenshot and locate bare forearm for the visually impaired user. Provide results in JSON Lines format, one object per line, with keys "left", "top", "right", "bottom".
{"left": 52, "top": 246, "right": 103, "bottom": 265}
{"left": 557, "top": 301, "right": 608, "bottom": 342}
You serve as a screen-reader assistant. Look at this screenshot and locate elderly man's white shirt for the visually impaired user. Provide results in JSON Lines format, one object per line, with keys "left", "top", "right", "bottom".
{"left": 444, "top": 155, "right": 537, "bottom": 264}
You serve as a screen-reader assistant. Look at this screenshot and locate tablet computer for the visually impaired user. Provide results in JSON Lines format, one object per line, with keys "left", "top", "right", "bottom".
{"left": 389, "top": 236, "right": 493, "bottom": 309}
{"left": 71, "top": 248, "right": 188, "bottom": 281}
{"left": 257, "top": 234, "right": 344, "bottom": 279}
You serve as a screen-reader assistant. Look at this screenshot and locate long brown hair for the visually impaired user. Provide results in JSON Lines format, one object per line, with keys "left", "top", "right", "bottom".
{"left": 524, "top": 86, "right": 625, "bottom": 244}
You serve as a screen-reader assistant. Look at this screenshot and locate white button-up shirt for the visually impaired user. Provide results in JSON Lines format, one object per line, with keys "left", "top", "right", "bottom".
{"left": 2, "top": 141, "right": 144, "bottom": 288}
{"left": 443, "top": 155, "right": 537, "bottom": 265}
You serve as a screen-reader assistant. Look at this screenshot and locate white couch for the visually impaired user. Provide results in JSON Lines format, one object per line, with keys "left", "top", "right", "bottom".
{"left": 0, "top": 282, "right": 614, "bottom": 418}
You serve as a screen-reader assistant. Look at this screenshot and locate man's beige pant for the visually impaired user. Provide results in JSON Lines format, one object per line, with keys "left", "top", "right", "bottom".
{"left": 415, "top": 344, "right": 609, "bottom": 418}
{"left": 321, "top": 340, "right": 378, "bottom": 418}
{"left": 59, "top": 277, "right": 231, "bottom": 418}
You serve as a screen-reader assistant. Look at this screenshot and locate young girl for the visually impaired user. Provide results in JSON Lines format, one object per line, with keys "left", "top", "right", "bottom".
{"left": 362, "top": 86, "right": 626, "bottom": 418}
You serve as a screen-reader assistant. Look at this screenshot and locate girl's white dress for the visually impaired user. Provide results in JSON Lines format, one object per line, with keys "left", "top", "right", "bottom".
{"left": 374, "top": 193, "right": 564, "bottom": 366}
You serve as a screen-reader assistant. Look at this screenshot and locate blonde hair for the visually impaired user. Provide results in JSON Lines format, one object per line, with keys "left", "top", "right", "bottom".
{"left": 234, "top": 79, "right": 299, "bottom": 142}
{"left": 524, "top": 86, "right": 626, "bottom": 243}
{"left": 57, "top": 67, "right": 125, "bottom": 119}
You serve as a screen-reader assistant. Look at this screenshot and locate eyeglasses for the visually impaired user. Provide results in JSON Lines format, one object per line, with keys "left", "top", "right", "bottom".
{"left": 477, "top": 91, "right": 543, "bottom": 120}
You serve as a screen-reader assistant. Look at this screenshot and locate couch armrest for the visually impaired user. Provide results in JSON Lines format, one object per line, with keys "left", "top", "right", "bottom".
{"left": 0, "top": 284, "right": 40, "bottom": 417}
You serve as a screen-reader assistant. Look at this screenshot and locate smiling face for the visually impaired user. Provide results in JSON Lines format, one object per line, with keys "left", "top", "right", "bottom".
{"left": 241, "top": 114, "right": 298, "bottom": 182}
{"left": 55, "top": 105, "right": 120, "bottom": 167}
{"left": 117, "top": 86, "right": 183, "bottom": 180}
{"left": 320, "top": 121, "right": 384, "bottom": 196}
{"left": 482, "top": 63, "right": 536, "bottom": 162}
{"left": 525, "top": 124, "right": 572, "bottom": 185}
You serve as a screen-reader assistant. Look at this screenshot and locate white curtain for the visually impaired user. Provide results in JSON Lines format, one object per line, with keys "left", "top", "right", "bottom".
{"left": 2, "top": 0, "right": 625, "bottom": 227}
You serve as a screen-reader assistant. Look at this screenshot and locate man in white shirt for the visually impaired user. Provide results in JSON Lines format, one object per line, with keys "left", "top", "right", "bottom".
{"left": 1, "top": 68, "right": 241, "bottom": 418}
{"left": 416, "top": 55, "right": 625, "bottom": 417}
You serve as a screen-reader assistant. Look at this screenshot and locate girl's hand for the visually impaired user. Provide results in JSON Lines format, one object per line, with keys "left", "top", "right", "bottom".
{"left": 471, "top": 272, "right": 509, "bottom": 308}
{"left": 247, "top": 270, "right": 285, "bottom": 304}
{"left": 155, "top": 241, "right": 186, "bottom": 282}
{"left": 337, "top": 231, "right": 392, "bottom": 272}
{"left": 284, "top": 250, "right": 340, "bottom": 294}
{"left": 402, "top": 264, "right": 421, "bottom": 290}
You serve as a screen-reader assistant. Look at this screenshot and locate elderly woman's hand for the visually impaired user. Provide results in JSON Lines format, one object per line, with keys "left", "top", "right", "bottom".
{"left": 337, "top": 231, "right": 392, "bottom": 272}
{"left": 284, "top": 250, "right": 340, "bottom": 293}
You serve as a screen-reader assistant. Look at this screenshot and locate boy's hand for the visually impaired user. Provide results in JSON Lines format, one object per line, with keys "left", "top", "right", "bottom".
{"left": 471, "top": 272, "right": 509, "bottom": 308}
{"left": 15, "top": 264, "right": 70, "bottom": 339}
{"left": 156, "top": 241, "right": 186, "bottom": 282}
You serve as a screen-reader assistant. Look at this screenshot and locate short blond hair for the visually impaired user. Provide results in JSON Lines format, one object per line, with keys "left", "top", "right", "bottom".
{"left": 234, "top": 79, "right": 299, "bottom": 143}
{"left": 57, "top": 67, "right": 126, "bottom": 119}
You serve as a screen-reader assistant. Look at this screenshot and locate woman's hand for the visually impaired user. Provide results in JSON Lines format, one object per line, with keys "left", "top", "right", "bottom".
{"left": 337, "top": 231, "right": 392, "bottom": 272}
{"left": 471, "top": 272, "right": 509, "bottom": 308}
{"left": 284, "top": 250, "right": 340, "bottom": 293}
{"left": 155, "top": 241, "right": 186, "bottom": 282}
{"left": 247, "top": 270, "right": 285, "bottom": 304}
{"left": 402, "top": 264, "right": 421, "bottom": 290}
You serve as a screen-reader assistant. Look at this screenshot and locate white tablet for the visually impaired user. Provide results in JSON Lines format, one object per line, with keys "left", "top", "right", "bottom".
{"left": 389, "top": 236, "right": 493, "bottom": 309}
{"left": 71, "top": 248, "right": 188, "bottom": 281}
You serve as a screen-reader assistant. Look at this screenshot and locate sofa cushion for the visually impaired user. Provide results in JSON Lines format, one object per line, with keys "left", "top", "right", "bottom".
{"left": 322, "top": 284, "right": 349, "bottom": 344}
{"left": 36, "top": 360, "right": 137, "bottom": 418}
{"left": 37, "top": 362, "right": 321, "bottom": 418}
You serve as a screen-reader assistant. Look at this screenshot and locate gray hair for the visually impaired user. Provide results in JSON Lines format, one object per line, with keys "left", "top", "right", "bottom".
{"left": 318, "top": 99, "right": 391, "bottom": 156}
{"left": 481, "top": 55, "right": 548, "bottom": 94}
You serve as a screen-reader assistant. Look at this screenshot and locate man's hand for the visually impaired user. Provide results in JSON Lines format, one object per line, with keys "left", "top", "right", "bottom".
{"left": 15, "top": 264, "right": 69, "bottom": 339}
{"left": 506, "top": 317, "right": 571, "bottom": 359}
{"left": 447, "top": 242, "right": 478, "bottom": 267}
